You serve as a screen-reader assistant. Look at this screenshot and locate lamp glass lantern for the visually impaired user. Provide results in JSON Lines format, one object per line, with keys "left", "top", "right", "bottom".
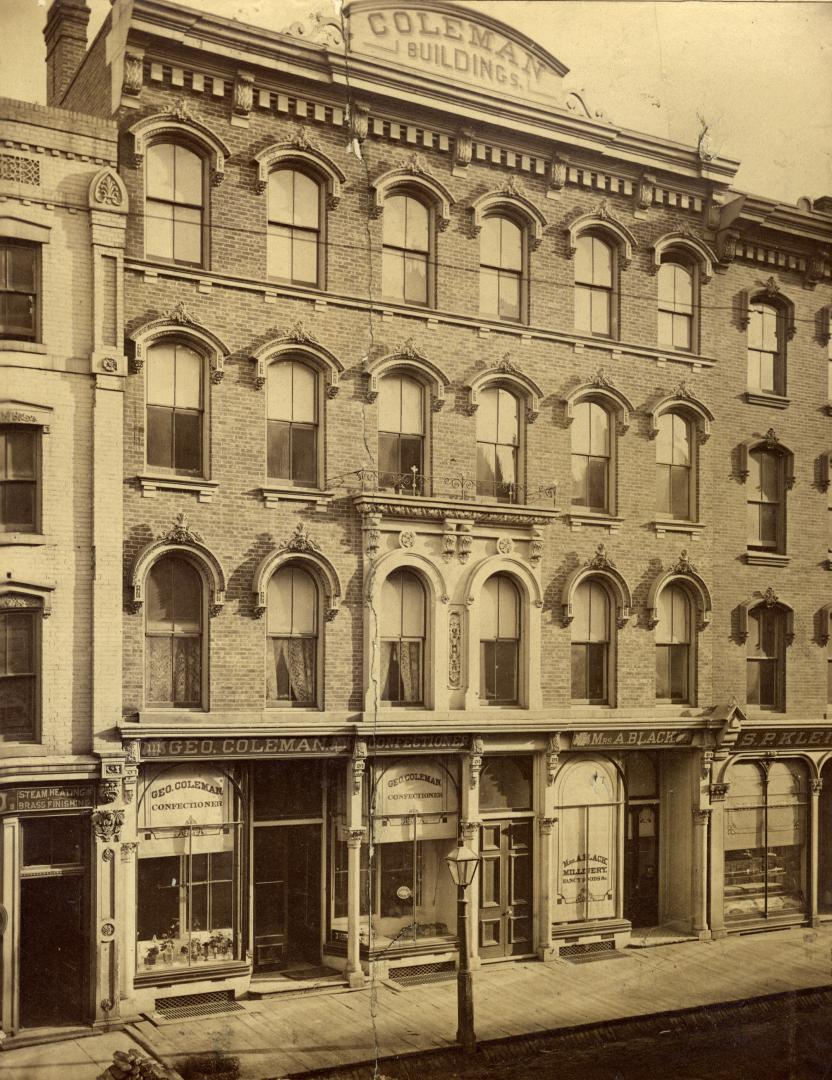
{"left": 445, "top": 842, "right": 480, "bottom": 889}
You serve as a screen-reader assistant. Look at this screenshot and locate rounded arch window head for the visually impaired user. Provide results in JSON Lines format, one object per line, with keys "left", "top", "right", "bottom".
{"left": 740, "top": 281, "right": 797, "bottom": 341}
{"left": 130, "top": 514, "right": 227, "bottom": 616}
{"left": 253, "top": 140, "right": 346, "bottom": 206}
{"left": 471, "top": 187, "right": 547, "bottom": 251}
{"left": 738, "top": 430, "right": 795, "bottom": 489}
{"left": 250, "top": 337, "right": 344, "bottom": 395}
{"left": 561, "top": 547, "right": 633, "bottom": 629}
{"left": 128, "top": 313, "right": 230, "bottom": 383}
{"left": 651, "top": 233, "right": 716, "bottom": 283}
{"left": 370, "top": 166, "right": 455, "bottom": 230}
{"left": 648, "top": 386, "right": 715, "bottom": 442}
{"left": 467, "top": 357, "right": 544, "bottom": 422}
{"left": 563, "top": 372, "right": 634, "bottom": 433}
{"left": 365, "top": 344, "right": 451, "bottom": 410}
{"left": 252, "top": 543, "right": 343, "bottom": 623}
{"left": 737, "top": 588, "right": 794, "bottom": 645}
{"left": 127, "top": 110, "right": 231, "bottom": 184}
{"left": 565, "top": 203, "right": 637, "bottom": 268}
{"left": 646, "top": 553, "right": 713, "bottom": 631}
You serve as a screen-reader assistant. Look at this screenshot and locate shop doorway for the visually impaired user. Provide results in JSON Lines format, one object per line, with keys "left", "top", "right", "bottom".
{"left": 19, "top": 815, "right": 87, "bottom": 1028}
{"left": 253, "top": 823, "right": 321, "bottom": 971}
{"left": 478, "top": 820, "right": 533, "bottom": 958}
{"left": 625, "top": 805, "right": 659, "bottom": 927}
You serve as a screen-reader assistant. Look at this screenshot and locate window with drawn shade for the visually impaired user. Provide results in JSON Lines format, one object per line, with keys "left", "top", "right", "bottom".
{"left": 268, "top": 169, "right": 321, "bottom": 286}
{"left": 571, "top": 579, "right": 610, "bottom": 703}
{"left": 378, "top": 374, "right": 424, "bottom": 493}
{"left": 571, "top": 401, "right": 610, "bottom": 512}
{"left": 0, "top": 426, "right": 37, "bottom": 532}
{"left": 747, "top": 449, "right": 781, "bottom": 551}
{"left": 0, "top": 608, "right": 36, "bottom": 740}
{"left": 658, "top": 260, "right": 693, "bottom": 351}
{"left": 575, "top": 234, "right": 613, "bottom": 336}
{"left": 145, "top": 556, "right": 202, "bottom": 708}
{"left": 146, "top": 342, "right": 203, "bottom": 476}
{"left": 746, "top": 605, "right": 784, "bottom": 710}
{"left": 267, "top": 361, "right": 317, "bottom": 486}
{"left": 382, "top": 194, "right": 429, "bottom": 305}
{"left": 655, "top": 585, "right": 691, "bottom": 703}
{"left": 479, "top": 216, "right": 522, "bottom": 321}
{"left": 655, "top": 412, "right": 692, "bottom": 520}
{"left": 747, "top": 302, "right": 782, "bottom": 395}
{"left": 380, "top": 570, "right": 425, "bottom": 705}
{"left": 266, "top": 565, "right": 317, "bottom": 707}
{"left": 480, "top": 575, "right": 520, "bottom": 705}
{"left": 0, "top": 240, "right": 38, "bottom": 340}
{"left": 476, "top": 388, "right": 519, "bottom": 503}
{"left": 145, "top": 143, "right": 203, "bottom": 265}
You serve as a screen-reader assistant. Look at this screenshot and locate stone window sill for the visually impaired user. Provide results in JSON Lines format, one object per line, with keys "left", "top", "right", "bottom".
{"left": 138, "top": 475, "right": 219, "bottom": 503}
{"left": 744, "top": 391, "right": 790, "bottom": 409}
{"left": 744, "top": 549, "right": 790, "bottom": 567}
{"left": 0, "top": 340, "right": 46, "bottom": 354}
{"left": 0, "top": 533, "right": 49, "bottom": 546}
{"left": 567, "top": 511, "right": 624, "bottom": 533}
{"left": 260, "top": 485, "right": 334, "bottom": 509}
{"left": 652, "top": 519, "right": 705, "bottom": 539}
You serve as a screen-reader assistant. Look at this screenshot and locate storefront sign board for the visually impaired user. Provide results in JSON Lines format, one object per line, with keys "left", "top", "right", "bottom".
{"left": 736, "top": 729, "right": 832, "bottom": 750}
{"left": 140, "top": 736, "right": 349, "bottom": 759}
{"left": 376, "top": 758, "right": 458, "bottom": 817}
{"left": 570, "top": 730, "right": 694, "bottom": 748}
{"left": 369, "top": 734, "right": 468, "bottom": 752}
{"left": 0, "top": 783, "right": 96, "bottom": 814}
{"left": 145, "top": 768, "right": 226, "bottom": 829}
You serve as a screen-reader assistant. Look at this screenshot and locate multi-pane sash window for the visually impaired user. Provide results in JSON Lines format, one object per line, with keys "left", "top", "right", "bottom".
{"left": 571, "top": 579, "right": 610, "bottom": 703}
{"left": 571, "top": 401, "right": 610, "bottom": 512}
{"left": 747, "top": 302, "right": 781, "bottom": 394}
{"left": 656, "top": 412, "right": 691, "bottom": 520}
{"left": 380, "top": 570, "right": 425, "bottom": 705}
{"left": 378, "top": 374, "right": 424, "bottom": 492}
{"left": 146, "top": 143, "right": 203, "bottom": 265}
{"left": 479, "top": 216, "right": 522, "bottom": 321}
{"left": 747, "top": 606, "right": 783, "bottom": 709}
{"left": 382, "top": 195, "right": 429, "bottom": 305}
{"left": 747, "top": 449, "right": 780, "bottom": 550}
{"left": 146, "top": 342, "right": 204, "bottom": 476}
{"left": 267, "top": 361, "right": 317, "bottom": 486}
{"left": 655, "top": 585, "right": 690, "bottom": 702}
{"left": 476, "top": 388, "right": 519, "bottom": 502}
{"left": 575, "top": 234, "right": 613, "bottom": 336}
{"left": 0, "top": 241, "right": 37, "bottom": 340}
{"left": 658, "top": 261, "right": 693, "bottom": 350}
{"left": 146, "top": 556, "right": 202, "bottom": 708}
{"left": 0, "top": 608, "right": 36, "bottom": 740}
{"left": 268, "top": 169, "right": 321, "bottom": 286}
{"left": 480, "top": 574, "right": 520, "bottom": 705}
{"left": 0, "top": 426, "right": 37, "bottom": 532}
{"left": 266, "top": 566, "right": 317, "bottom": 707}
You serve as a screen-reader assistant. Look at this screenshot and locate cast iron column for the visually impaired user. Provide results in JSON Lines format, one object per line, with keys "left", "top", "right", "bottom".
{"left": 456, "top": 883, "right": 475, "bottom": 1052}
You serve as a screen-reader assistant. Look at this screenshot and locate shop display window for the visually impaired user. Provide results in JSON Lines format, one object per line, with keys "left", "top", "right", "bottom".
{"left": 136, "top": 768, "right": 241, "bottom": 974}
{"left": 724, "top": 760, "right": 807, "bottom": 924}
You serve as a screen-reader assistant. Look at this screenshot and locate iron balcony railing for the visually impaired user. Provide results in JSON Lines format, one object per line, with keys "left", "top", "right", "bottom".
{"left": 338, "top": 467, "right": 556, "bottom": 507}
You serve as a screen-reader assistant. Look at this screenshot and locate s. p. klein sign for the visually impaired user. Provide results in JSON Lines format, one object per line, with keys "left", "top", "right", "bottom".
{"left": 347, "top": 1, "right": 567, "bottom": 104}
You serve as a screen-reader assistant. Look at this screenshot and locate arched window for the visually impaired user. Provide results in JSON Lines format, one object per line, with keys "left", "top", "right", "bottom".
{"left": 747, "top": 301, "right": 783, "bottom": 395}
{"left": 145, "top": 555, "right": 203, "bottom": 708}
{"left": 747, "top": 448, "right": 783, "bottom": 552}
{"left": 380, "top": 570, "right": 425, "bottom": 705}
{"left": 575, "top": 234, "right": 613, "bottom": 336}
{"left": 571, "top": 400, "right": 610, "bottom": 512}
{"left": 378, "top": 373, "right": 424, "bottom": 492}
{"left": 476, "top": 387, "right": 520, "bottom": 502}
{"left": 267, "top": 168, "right": 321, "bottom": 286}
{"left": 382, "top": 193, "right": 430, "bottom": 306}
{"left": 480, "top": 575, "right": 520, "bottom": 705}
{"left": 480, "top": 215, "right": 523, "bottom": 321}
{"left": 656, "top": 412, "right": 692, "bottom": 520}
{"left": 267, "top": 360, "right": 318, "bottom": 486}
{"left": 571, "top": 579, "right": 610, "bottom": 703}
{"left": 146, "top": 341, "right": 204, "bottom": 476}
{"left": 658, "top": 258, "right": 694, "bottom": 351}
{"left": 145, "top": 142, "right": 204, "bottom": 265}
{"left": 266, "top": 565, "right": 318, "bottom": 707}
{"left": 655, "top": 585, "right": 691, "bottom": 702}
{"left": 746, "top": 604, "right": 785, "bottom": 710}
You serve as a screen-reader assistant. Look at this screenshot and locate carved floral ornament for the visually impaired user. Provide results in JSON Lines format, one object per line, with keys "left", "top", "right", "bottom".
{"left": 88, "top": 168, "right": 127, "bottom": 213}
{"left": 92, "top": 810, "right": 124, "bottom": 843}
{"left": 252, "top": 139, "right": 346, "bottom": 207}
{"left": 251, "top": 526, "right": 342, "bottom": 621}
{"left": 0, "top": 581, "right": 53, "bottom": 617}
{"left": 129, "top": 514, "right": 227, "bottom": 615}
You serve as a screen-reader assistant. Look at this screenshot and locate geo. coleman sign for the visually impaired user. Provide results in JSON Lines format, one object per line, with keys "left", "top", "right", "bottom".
{"left": 146, "top": 767, "right": 226, "bottom": 828}
{"left": 141, "top": 736, "right": 350, "bottom": 759}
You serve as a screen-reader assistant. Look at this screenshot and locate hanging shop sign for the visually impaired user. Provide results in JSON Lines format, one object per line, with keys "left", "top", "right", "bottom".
{"left": 735, "top": 728, "right": 832, "bottom": 750}
{"left": 347, "top": 2, "right": 566, "bottom": 106}
{"left": 140, "top": 735, "right": 350, "bottom": 760}
{"left": 0, "top": 783, "right": 96, "bottom": 814}
{"left": 144, "top": 768, "right": 227, "bottom": 830}
{"left": 369, "top": 734, "right": 468, "bottom": 752}
{"left": 570, "top": 730, "right": 694, "bottom": 749}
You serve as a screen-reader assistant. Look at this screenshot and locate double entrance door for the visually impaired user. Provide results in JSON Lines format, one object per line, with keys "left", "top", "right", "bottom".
{"left": 478, "top": 819, "right": 533, "bottom": 958}
{"left": 252, "top": 823, "right": 321, "bottom": 971}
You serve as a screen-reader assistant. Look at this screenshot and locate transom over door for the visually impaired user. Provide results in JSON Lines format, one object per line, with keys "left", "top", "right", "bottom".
{"left": 478, "top": 820, "right": 533, "bottom": 958}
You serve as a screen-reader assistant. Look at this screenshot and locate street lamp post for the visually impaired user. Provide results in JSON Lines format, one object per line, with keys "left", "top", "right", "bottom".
{"left": 445, "top": 841, "right": 480, "bottom": 1054}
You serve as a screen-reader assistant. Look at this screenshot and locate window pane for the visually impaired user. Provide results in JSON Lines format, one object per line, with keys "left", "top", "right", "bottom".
{"left": 291, "top": 569, "right": 317, "bottom": 635}
{"left": 574, "top": 235, "right": 593, "bottom": 284}
{"left": 174, "top": 347, "right": 201, "bottom": 409}
{"left": 657, "top": 263, "right": 675, "bottom": 307}
{"left": 0, "top": 675, "right": 34, "bottom": 737}
{"left": 673, "top": 313, "right": 692, "bottom": 350}
{"left": 479, "top": 267, "right": 499, "bottom": 318}
{"left": 291, "top": 423, "right": 317, "bottom": 485}
{"left": 291, "top": 363, "right": 317, "bottom": 424}
{"left": 173, "top": 565, "right": 201, "bottom": 634}
{"left": 267, "top": 227, "right": 293, "bottom": 280}
{"left": 268, "top": 171, "right": 293, "bottom": 224}
{"left": 5, "top": 428, "right": 35, "bottom": 478}
{"left": 173, "top": 205, "right": 202, "bottom": 264}
{"left": 146, "top": 143, "right": 175, "bottom": 200}
{"left": 571, "top": 402, "right": 591, "bottom": 455}
{"left": 759, "top": 660, "right": 776, "bottom": 708}
{"left": 380, "top": 576, "right": 402, "bottom": 638}
{"left": 400, "top": 572, "right": 425, "bottom": 637}
{"left": 7, "top": 246, "right": 36, "bottom": 292}
{"left": 658, "top": 310, "right": 673, "bottom": 347}
{"left": 382, "top": 249, "right": 404, "bottom": 302}
{"left": 1, "top": 293, "right": 35, "bottom": 338}
{"left": 587, "top": 583, "right": 610, "bottom": 643}
{"left": 669, "top": 644, "right": 688, "bottom": 700}
{"left": 293, "top": 172, "right": 320, "bottom": 228}
{"left": 494, "top": 639, "right": 518, "bottom": 701}
{"left": 587, "top": 642, "right": 607, "bottom": 700}
{"left": 400, "top": 377, "right": 424, "bottom": 435}
{"left": 480, "top": 217, "right": 501, "bottom": 267}
{"left": 656, "top": 646, "right": 670, "bottom": 699}
{"left": 571, "top": 643, "right": 587, "bottom": 699}
{"left": 405, "top": 197, "right": 429, "bottom": 252}
{"left": 146, "top": 199, "right": 174, "bottom": 260}
{"left": 497, "top": 577, "right": 519, "bottom": 638}
{"left": 656, "top": 464, "right": 671, "bottom": 515}
{"left": 571, "top": 581, "right": 591, "bottom": 641}
{"left": 495, "top": 444, "right": 517, "bottom": 493}
{"left": 499, "top": 272, "right": 520, "bottom": 320}
{"left": 292, "top": 230, "right": 319, "bottom": 285}
{"left": 761, "top": 306, "right": 778, "bottom": 351}
{"left": 500, "top": 219, "right": 523, "bottom": 271}
{"left": 592, "top": 237, "right": 612, "bottom": 287}
{"left": 672, "top": 414, "right": 690, "bottom": 465}
{"left": 384, "top": 196, "right": 407, "bottom": 248}
{"left": 267, "top": 421, "right": 291, "bottom": 479}
{"left": 571, "top": 454, "right": 588, "bottom": 506}
{"left": 481, "top": 577, "right": 499, "bottom": 640}
{"left": 759, "top": 503, "right": 777, "bottom": 545}
{"left": 675, "top": 265, "right": 693, "bottom": 308}
{"left": 496, "top": 389, "right": 519, "bottom": 445}
{"left": 404, "top": 253, "right": 427, "bottom": 304}
{"left": 655, "top": 413, "right": 673, "bottom": 465}
{"left": 3, "top": 482, "right": 35, "bottom": 531}
{"left": 587, "top": 457, "right": 607, "bottom": 510}
{"left": 146, "top": 407, "right": 173, "bottom": 471}
{"left": 6, "top": 612, "right": 33, "bottom": 673}
{"left": 267, "top": 362, "right": 293, "bottom": 422}
{"left": 172, "top": 637, "right": 201, "bottom": 705}
{"left": 481, "top": 640, "right": 496, "bottom": 701}
{"left": 590, "top": 288, "right": 610, "bottom": 335}
{"left": 758, "top": 352, "right": 775, "bottom": 393}
{"left": 758, "top": 453, "right": 779, "bottom": 502}
{"left": 147, "top": 345, "right": 176, "bottom": 407}
{"left": 477, "top": 388, "right": 499, "bottom": 443}
{"left": 173, "top": 411, "right": 201, "bottom": 474}
{"left": 377, "top": 432, "right": 398, "bottom": 482}
{"left": 267, "top": 569, "right": 293, "bottom": 635}
{"left": 174, "top": 145, "right": 202, "bottom": 205}
{"left": 670, "top": 466, "right": 690, "bottom": 519}
{"left": 589, "top": 403, "right": 609, "bottom": 455}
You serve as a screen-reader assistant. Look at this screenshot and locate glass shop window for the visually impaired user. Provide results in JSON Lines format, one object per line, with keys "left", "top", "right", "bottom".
{"left": 479, "top": 756, "right": 533, "bottom": 812}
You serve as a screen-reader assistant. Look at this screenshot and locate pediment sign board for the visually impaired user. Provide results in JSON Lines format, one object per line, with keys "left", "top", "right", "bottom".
{"left": 345, "top": 1, "right": 568, "bottom": 107}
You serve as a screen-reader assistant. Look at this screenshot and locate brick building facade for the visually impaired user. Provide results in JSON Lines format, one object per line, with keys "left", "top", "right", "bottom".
{"left": 2, "top": 0, "right": 832, "bottom": 1036}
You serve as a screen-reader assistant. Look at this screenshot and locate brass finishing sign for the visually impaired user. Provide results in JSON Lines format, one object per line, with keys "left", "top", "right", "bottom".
{"left": 0, "top": 783, "right": 96, "bottom": 814}
{"left": 571, "top": 730, "right": 694, "bottom": 748}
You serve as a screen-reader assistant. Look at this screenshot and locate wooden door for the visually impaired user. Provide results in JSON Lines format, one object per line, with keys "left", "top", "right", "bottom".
{"left": 625, "top": 804, "right": 659, "bottom": 928}
{"left": 252, "top": 826, "right": 288, "bottom": 970}
{"left": 478, "top": 820, "right": 533, "bottom": 958}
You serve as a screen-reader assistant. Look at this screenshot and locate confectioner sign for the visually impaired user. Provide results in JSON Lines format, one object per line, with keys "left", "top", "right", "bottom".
{"left": 376, "top": 758, "right": 458, "bottom": 816}
{"left": 0, "top": 783, "right": 96, "bottom": 814}
{"left": 145, "top": 768, "right": 226, "bottom": 829}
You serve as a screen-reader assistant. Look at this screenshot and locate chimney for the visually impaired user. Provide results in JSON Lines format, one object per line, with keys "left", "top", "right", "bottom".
{"left": 44, "top": 0, "right": 91, "bottom": 107}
